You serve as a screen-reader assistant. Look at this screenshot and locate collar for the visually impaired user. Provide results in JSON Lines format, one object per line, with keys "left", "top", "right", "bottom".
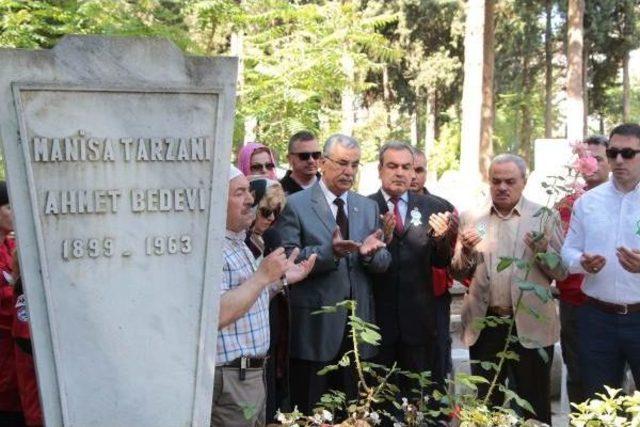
{"left": 610, "top": 177, "right": 640, "bottom": 195}
{"left": 381, "top": 188, "right": 408, "bottom": 204}
{"left": 490, "top": 197, "right": 524, "bottom": 219}
{"left": 225, "top": 229, "right": 247, "bottom": 242}
{"left": 319, "top": 178, "right": 348, "bottom": 205}
{"left": 286, "top": 170, "right": 320, "bottom": 187}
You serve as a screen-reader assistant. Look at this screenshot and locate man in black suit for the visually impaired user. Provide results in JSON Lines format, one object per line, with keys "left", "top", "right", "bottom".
{"left": 276, "top": 134, "right": 391, "bottom": 414}
{"left": 369, "top": 141, "right": 455, "bottom": 402}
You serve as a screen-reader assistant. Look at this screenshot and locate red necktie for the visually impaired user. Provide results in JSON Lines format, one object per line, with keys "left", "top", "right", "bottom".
{"left": 390, "top": 197, "right": 404, "bottom": 234}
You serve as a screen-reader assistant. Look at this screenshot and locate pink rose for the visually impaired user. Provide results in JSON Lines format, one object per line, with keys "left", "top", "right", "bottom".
{"left": 570, "top": 140, "right": 589, "bottom": 157}
{"left": 573, "top": 156, "right": 598, "bottom": 176}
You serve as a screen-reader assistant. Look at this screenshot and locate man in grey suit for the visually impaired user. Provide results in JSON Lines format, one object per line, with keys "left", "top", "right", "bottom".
{"left": 276, "top": 134, "right": 391, "bottom": 414}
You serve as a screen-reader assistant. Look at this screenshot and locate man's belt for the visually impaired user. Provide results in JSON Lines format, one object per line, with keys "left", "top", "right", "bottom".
{"left": 587, "top": 296, "right": 640, "bottom": 315}
{"left": 487, "top": 306, "right": 513, "bottom": 317}
{"left": 223, "top": 356, "right": 267, "bottom": 369}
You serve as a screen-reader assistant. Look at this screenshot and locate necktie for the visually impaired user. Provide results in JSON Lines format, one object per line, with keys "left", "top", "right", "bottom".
{"left": 391, "top": 197, "right": 404, "bottom": 234}
{"left": 333, "top": 198, "right": 349, "bottom": 240}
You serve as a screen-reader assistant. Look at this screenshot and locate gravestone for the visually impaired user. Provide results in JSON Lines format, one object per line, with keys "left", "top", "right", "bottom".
{"left": 0, "top": 36, "right": 237, "bottom": 427}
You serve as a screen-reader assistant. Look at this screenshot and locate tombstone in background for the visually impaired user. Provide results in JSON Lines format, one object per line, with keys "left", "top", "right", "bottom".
{"left": 524, "top": 138, "right": 572, "bottom": 205}
{"left": 0, "top": 36, "right": 237, "bottom": 427}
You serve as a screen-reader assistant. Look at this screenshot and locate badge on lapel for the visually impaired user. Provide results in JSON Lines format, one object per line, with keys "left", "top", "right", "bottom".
{"left": 636, "top": 219, "right": 640, "bottom": 237}
{"left": 410, "top": 207, "right": 422, "bottom": 227}
{"left": 476, "top": 222, "right": 487, "bottom": 238}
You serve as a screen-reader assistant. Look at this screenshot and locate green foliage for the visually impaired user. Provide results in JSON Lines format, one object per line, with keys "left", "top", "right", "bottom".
{"left": 570, "top": 387, "right": 640, "bottom": 426}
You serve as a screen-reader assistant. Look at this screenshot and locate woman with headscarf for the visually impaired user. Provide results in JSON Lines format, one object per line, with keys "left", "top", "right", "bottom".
{"left": 245, "top": 176, "right": 290, "bottom": 422}
{"left": 237, "top": 143, "right": 278, "bottom": 180}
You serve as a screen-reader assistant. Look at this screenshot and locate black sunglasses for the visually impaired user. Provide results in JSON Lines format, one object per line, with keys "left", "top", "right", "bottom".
{"left": 259, "top": 206, "right": 281, "bottom": 218}
{"left": 250, "top": 162, "right": 276, "bottom": 172}
{"left": 605, "top": 147, "right": 640, "bottom": 160}
{"left": 291, "top": 151, "right": 321, "bottom": 161}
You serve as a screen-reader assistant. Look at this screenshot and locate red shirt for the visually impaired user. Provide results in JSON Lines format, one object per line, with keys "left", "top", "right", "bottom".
{"left": 0, "top": 235, "right": 21, "bottom": 412}
{"left": 555, "top": 193, "right": 587, "bottom": 306}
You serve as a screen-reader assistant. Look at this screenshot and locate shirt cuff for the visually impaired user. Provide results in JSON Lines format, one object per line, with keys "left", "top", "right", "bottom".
{"left": 568, "top": 256, "right": 588, "bottom": 275}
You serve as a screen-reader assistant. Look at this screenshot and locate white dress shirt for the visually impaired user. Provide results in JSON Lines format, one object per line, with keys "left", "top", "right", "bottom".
{"left": 319, "top": 179, "right": 348, "bottom": 220}
{"left": 561, "top": 179, "right": 640, "bottom": 304}
{"left": 381, "top": 189, "right": 408, "bottom": 228}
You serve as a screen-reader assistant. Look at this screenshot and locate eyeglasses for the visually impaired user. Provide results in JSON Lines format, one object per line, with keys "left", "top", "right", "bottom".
{"left": 258, "top": 206, "right": 281, "bottom": 218}
{"left": 291, "top": 151, "right": 321, "bottom": 161}
{"left": 605, "top": 147, "right": 640, "bottom": 160}
{"left": 250, "top": 162, "right": 276, "bottom": 173}
{"left": 325, "top": 156, "right": 360, "bottom": 170}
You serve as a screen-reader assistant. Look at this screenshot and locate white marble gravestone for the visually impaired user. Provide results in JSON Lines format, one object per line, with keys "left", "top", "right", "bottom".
{"left": 0, "top": 36, "right": 237, "bottom": 427}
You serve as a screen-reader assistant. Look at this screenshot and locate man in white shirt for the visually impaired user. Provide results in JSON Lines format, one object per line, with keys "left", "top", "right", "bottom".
{"left": 562, "top": 123, "right": 640, "bottom": 398}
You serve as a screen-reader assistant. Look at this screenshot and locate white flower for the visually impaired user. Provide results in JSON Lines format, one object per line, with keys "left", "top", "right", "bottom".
{"left": 393, "top": 422, "right": 405, "bottom": 427}
{"left": 275, "top": 410, "right": 286, "bottom": 423}
{"left": 322, "top": 409, "right": 333, "bottom": 422}
{"left": 369, "top": 411, "right": 381, "bottom": 425}
{"left": 401, "top": 397, "right": 409, "bottom": 409}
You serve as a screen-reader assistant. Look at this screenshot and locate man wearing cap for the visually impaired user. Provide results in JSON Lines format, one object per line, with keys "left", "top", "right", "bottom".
{"left": 211, "top": 166, "right": 317, "bottom": 426}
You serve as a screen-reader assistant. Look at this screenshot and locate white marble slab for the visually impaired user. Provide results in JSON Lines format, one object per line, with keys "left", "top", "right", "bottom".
{"left": 0, "top": 36, "right": 237, "bottom": 427}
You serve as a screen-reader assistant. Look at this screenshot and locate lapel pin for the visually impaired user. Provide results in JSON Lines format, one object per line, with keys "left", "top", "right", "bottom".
{"left": 353, "top": 207, "right": 359, "bottom": 213}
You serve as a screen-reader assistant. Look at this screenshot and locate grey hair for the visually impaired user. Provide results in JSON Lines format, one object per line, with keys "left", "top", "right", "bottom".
{"left": 378, "top": 141, "right": 415, "bottom": 166}
{"left": 411, "top": 146, "right": 426, "bottom": 159}
{"left": 323, "top": 134, "right": 360, "bottom": 157}
{"left": 490, "top": 154, "right": 528, "bottom": 179}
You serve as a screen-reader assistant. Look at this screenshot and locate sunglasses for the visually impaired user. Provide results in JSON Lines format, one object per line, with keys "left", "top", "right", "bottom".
{"left": 291, "top": 151, "right": 321, "bottom": 161}
{"left": 250, "top": 162, "right": 276, "bottom": 173}
{"left": 259, "top": 206, "right": 281, "bottom": 218}
{"left": 605, "top": 147, "right": 640, "bottom": 160}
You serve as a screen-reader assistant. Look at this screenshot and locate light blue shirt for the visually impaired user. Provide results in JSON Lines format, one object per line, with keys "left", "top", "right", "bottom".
{"left": 381, "top": 189, "right": 408, "bottom": 227}
{"left": 561, "top": 179, "right": 640, "bottom": 304}
{"left": 319, "top": 179, "right": 349, "bottom": 220}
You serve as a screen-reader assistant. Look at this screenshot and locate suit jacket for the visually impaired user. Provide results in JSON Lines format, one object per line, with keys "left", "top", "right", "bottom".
{"left": 275, "top": 183, "right": 391, "bottom": 362}
{"left": 369, "top": 190, "right": 454, "bottom": 346}
{"left": 451, "top": 197, "right": 567, "bottom": 349}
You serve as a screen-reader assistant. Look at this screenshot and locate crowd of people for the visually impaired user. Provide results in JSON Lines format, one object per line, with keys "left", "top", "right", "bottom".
{"left": 1, "top": 124, "right": 640, "bottom": 426}
{"left": 213, "top": 124, "right": 640, "bottom": 426}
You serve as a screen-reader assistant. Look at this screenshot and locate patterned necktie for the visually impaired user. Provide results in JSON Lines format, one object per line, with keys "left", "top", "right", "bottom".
{"left": 391, "top": 197, "right": 404, "bottom": 234}
{"left": 333, "top": 198, "right": 349, "bottom": 240}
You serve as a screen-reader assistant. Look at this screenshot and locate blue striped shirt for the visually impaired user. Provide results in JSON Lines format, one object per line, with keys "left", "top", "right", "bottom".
{"left": 216, "top": 230, "right": 270, "bottom": 365}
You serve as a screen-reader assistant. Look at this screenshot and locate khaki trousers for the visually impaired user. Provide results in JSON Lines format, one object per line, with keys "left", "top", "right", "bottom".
{"left": 211, "top": 366, "right": 266, "bottom": 427}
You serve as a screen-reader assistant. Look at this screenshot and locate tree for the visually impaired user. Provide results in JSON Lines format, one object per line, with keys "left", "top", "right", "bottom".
{"left": 480, "top": 0, "right": 495, "bottom": 178}
{"left": 567, "top": 0, "right": 584, "bottom": 141}
{"left": 544, "top": 0, "right": 553, "bottom": 138}
{"left": 460, "top": 0, "right": 485, "bottom": 179}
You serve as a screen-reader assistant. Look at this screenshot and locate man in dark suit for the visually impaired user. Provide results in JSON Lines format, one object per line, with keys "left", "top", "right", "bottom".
{"left": 276, "top": 134, "right": 391, "bottom": 414}
{"left": 369, "top": 141, "right": 455, "bottom": 402}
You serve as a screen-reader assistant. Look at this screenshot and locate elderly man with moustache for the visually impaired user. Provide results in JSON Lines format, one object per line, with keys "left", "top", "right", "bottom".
{"left": 276, "top": 134, "right": 391, "bottom": 414}
{"left": 369, "top": 142, "right": 454, "bottom": 416}
{"left": 451, "top": 154, "right": 566, "bottom": 424}
{"left": 562, "top": 124, "right": 640, "bottom": 398}
{"left": 211, "top": 166, "right": 316, "bottom": 427}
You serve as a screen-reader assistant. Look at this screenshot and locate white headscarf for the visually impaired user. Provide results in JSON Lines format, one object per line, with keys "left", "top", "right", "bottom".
{"left": 229, "top": 165, "right": 243, "bottom": 181}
